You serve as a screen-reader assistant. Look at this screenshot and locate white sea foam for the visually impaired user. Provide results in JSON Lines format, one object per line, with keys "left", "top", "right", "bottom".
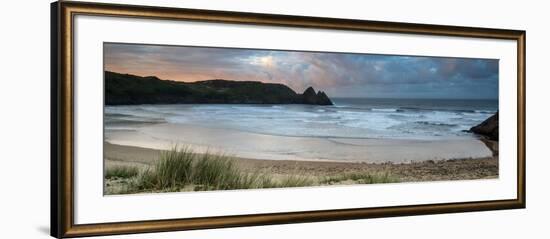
{"left": 105, "top": 98, "right": 497, "bottom": 140}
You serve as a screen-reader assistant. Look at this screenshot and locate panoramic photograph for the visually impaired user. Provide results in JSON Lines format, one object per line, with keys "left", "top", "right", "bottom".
{"left": 103, "top": 43, "right": 499, "bottom": 195}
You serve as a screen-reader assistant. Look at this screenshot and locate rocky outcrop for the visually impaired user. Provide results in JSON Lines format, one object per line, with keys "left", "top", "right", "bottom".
{"left": 470, "top": 112, "right": 499, "bottom": 141}
{"left": 316, "top": 91, "right": 333, "bottom": 105}
{"left": 302, "top": 87, "right": 333, "bottom": 105}
{"left": 105, "top": 71, "right": 333, "bottom": 105}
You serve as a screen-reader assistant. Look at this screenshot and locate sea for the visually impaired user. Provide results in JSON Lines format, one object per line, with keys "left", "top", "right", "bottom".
{"left": 105, "top": 98, "right": 498, "bottom": 141}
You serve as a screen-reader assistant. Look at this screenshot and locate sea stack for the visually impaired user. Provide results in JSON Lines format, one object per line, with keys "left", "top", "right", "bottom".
{"left": 470, "top": 112, "right": 499, "bottom": 141}
{"left": 302, "top": 87, "right": 333, "bottom": 105}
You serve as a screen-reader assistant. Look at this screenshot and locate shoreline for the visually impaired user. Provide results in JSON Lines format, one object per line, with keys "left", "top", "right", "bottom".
{"left": 105, "top": 122, "right": 493, "bottom": 163}
{"left": 105, "top": 142, "right": 498, "bottom": 194}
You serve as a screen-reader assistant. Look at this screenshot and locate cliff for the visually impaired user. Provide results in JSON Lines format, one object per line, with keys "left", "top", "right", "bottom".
{"left": 105, "top": 71, "right": 333, "bottom": 105}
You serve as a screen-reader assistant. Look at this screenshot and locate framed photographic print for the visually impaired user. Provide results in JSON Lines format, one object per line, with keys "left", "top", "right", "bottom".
{"left": 51, "top": 1, "right": 526, "bottom": 238}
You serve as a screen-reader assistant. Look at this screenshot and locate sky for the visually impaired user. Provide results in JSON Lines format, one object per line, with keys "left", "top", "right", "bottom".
{"left": 104, "top": 43, "right": 498, "bottom": 99}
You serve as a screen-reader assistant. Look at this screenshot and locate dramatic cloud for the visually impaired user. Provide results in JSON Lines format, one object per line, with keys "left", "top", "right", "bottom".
{"left": 104, "top": 43, "right": 498, "bottom": 99}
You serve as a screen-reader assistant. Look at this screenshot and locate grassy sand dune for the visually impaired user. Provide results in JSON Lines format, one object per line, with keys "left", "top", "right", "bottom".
{"left": 106, "top": 146, "right": 396, "bottom": 194}
{"left": 105, "top": 143, "right": 498, "bottom": 195}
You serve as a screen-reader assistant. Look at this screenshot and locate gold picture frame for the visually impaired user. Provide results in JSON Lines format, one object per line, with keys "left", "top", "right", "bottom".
{"left": 51, "top": 1, "right": 526, "bottom": 237}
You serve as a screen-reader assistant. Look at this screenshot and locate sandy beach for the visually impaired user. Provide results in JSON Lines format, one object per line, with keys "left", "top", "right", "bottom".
{"left": 105, "top": 142, "right": 498, "bottom": 194}
{"left": 105, "top": 122, "right": 492, "bottom": 164}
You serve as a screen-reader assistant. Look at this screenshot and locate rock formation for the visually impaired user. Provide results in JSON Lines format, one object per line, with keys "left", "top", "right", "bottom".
{"left": 301, "top": 87, "right": 333, "bottom": 105}
{"left": 470, "top": 112, "right": 499, "bottom": 141}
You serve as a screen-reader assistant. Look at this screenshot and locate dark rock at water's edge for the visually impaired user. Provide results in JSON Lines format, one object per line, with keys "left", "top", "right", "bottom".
{"left": 470, "top": 112, "right": 499, "bottom": 141}
{"left": 105, "top": 71, "right": 333, "bottom": 106}
{"left": 302, "top": 87, "right": 333, "bottom": 105}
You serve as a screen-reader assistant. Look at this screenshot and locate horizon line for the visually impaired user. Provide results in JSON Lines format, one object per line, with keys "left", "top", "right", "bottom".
{"left": 330, "top": 96, "right": 499, "bottom": 100}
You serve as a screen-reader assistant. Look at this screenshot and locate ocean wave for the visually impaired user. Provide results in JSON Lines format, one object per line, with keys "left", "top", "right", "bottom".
{"left": 105, "top": 102, "right": 493, "bottom": 140}
{"left": 474, "top": 110, "right": 495, "bottom": 114}
{"left": 370, "top": 108, "right": 398, "bottom": 112}
{"left": 415, "top": 121, "right": 458, "bottom": 127}
{"left": 398, "top": 107, "right": 479, "bottom": 113}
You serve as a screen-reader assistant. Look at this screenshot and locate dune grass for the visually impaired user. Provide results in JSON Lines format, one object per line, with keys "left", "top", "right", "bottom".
{"left": 278, "top": 175, "right": 314, "bottom": 187}
{"left": 126, "top": 147, "right": 271, "bottom": 192}
{"left": 107, "top": 146, "right": 399, "bottom": 194}
{"left": 154, "top": 146, "right": 195, "bottom": 188}
{"left": 105, "top": 165, "right": 139, "bottom": 179}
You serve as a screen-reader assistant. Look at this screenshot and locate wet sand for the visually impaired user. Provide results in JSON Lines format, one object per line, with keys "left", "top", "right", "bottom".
{"left": 105, "top": 123, "right": 493, "bottom": 163}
